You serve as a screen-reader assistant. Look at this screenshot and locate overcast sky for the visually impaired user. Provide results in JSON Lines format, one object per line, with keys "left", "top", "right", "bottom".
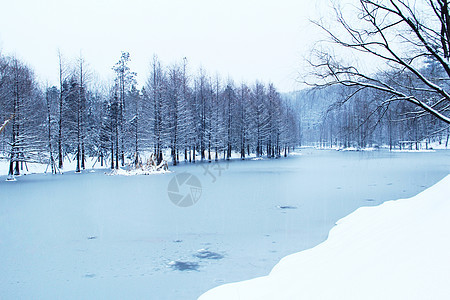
{"left": 0, "top": 0, "right": 330, "bottom": 92}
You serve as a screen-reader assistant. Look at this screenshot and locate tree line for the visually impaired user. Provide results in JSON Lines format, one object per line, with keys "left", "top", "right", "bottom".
{"left": 0, "top": 52, "right": 299, "bottom": 179}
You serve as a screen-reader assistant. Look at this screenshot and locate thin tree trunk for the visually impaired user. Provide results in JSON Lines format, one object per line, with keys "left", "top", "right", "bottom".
{"left": 58, "top": 51, "right": 64, "bottom": 169}
{"left": 111, "top": 141, "right": 114, "bottom": 169}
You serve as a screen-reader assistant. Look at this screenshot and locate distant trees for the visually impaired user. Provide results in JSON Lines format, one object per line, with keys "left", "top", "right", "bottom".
{"left": 292, "top": 82, "right": 450, "bottom": 149}
{"left": 0, "top": 51, "right": 299, "bottom": 178}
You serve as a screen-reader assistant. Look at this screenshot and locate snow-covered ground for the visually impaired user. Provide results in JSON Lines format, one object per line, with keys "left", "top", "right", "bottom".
{"left": 0, "top": 156, "right": 108, "bottom": 176}
{"left": 200, "top": 174, "right": 450, "bottom": 300}
{"left": 0, "top": 151, "right": 259, "bottom": 177}
{"left": 306, "top": 139, "right": 449, "bottom": 152}
{"left": 391, "top": 149, "right": 436, "bottom": 153}
{"left": 0, "top": 150, "right": 448, "bottom": 299}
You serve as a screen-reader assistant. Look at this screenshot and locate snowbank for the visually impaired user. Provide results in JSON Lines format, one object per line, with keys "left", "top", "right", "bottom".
{"left": 0, "top": 157, "right": 108, "bottom": 176}
{"left": 392, "top": 149, "right": 436, "bottom": 153}
{"left": 0, "top": 155, "right": 170, "bottom": 177}
{"left": 106, "top": 167, "right": 170, "bottom": 176}
{"left": 338, "top": 147, "right": 377, "bottom": 151}
{"left": 199, "top": 175, "right": 450, "bottom": 300}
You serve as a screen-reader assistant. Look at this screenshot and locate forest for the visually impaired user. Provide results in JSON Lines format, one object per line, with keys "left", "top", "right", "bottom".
{"left": 0, "top": 52, "right": 299, "bottom": 178}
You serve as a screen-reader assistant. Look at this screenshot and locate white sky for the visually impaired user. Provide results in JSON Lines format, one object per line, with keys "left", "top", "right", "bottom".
{"left": 0, "top": 0, "right": 331, "bottom": 92}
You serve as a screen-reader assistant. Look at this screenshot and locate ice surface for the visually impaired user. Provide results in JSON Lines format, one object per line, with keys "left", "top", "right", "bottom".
{"left": 0, "top": 149, "right": 448, "bottom": 299}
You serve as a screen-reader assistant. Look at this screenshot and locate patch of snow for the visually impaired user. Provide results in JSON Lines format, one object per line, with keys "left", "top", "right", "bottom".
{"left": 199, "top": 175, "right": 450, "bottom": 300}
{"left": 429, "top": 141, "right": 448, "bottom": 150}
{"left": 289, "top": 152, "right": 302, "bottom": 156}
{"left": 106, "top": 168, "right": 170, "bottom": 176}
{"left": 392, "top": 149, "right": 436, "bottom": 153}
{"left": 0, "top": 156, "right": 108, "bottom": 176}
{"left": 0, "top": 155, "right": 171, "bottom": 177}
{"left": 337, "top": 147, "right": 377, "bottom": 152}
{"left": 338, "top": 147, "right": 358, "bottom": 151}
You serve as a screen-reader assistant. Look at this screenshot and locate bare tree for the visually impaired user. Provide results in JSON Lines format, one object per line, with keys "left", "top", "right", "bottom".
{"left": 75, "top": 54, "right": 89, "bottom": 173}
{"left": 113, "top": 51, "right": 136, "bottom": 166}
{"left": 57, "top": 50, "right": 66, "bottom": 169}
{"left": 310, "top": 0, "right": 450, "bottom": 125}
{"left": 45, "top": 86, "right": 58, "bottom": 174}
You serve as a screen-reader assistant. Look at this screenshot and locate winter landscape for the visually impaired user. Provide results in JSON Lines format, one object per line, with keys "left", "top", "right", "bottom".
{"left": 1, "top": 0, "right": 450, "bottom": 299}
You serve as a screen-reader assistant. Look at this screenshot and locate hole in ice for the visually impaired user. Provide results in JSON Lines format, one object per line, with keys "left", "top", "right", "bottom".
{"left": 84, "top": 273, "right": 96, "bottom": 278}
{"left": 194, "top": 249, "right": 224, "bottom": 260}
{"left": 277, "top": 205, "right": 297, "bottom": 210}
{"left": 168, "top": 261, "right": 200, "bottom": 271}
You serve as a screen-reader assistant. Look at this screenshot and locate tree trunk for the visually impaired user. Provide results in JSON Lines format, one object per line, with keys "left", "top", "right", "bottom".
{"left": 111, "top": 141, "right": 114, "bottom": 169}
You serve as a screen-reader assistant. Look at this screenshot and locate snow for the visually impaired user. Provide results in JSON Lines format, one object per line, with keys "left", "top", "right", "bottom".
{"left": 337, "top": 147, "right": 377, "bottom": 151}
{"left": 429, "top": 141, "right": 449, "bottom": 150}
{"left": 106, "top": 168, "right": 170, "bottom": 176}
{"left": 392, "top": 149, "right": 436, "bottom": 153}
{"left": 0, "top": 154, "right": 171, "bottom": 178}
{"left": 0, "top": 156, "right": 108, "bottom": 176}
{"left": 199, "top": 175, "right": 450, "bottom": 300}
{"left": 288, "top": 151, "right": 302, "bottom": 156}
{"left": 0, "top": 117, "right": 12, "bottom": 133}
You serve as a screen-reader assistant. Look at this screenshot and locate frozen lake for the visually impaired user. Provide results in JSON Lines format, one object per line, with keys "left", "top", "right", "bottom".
{"left": 0, "top": 149, "right": 449, "bottom": 299}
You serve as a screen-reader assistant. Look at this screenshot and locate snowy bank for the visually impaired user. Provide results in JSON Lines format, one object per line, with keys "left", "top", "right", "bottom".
{"left": 199, "top": 175, "right": 450, "bottom": 300}
{"left": 0, "top": 157, "right": 107, "bottom": 176}
{"left": 106, "top": 167, "right": 170, "bottom": 176}
{"left": 391, "top": 149, "right": 436, "bottom": 153}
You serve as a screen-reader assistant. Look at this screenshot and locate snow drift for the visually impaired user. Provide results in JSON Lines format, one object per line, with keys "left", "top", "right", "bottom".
{"left": 199, "top": 175, "right": 450, "bottom": 300}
